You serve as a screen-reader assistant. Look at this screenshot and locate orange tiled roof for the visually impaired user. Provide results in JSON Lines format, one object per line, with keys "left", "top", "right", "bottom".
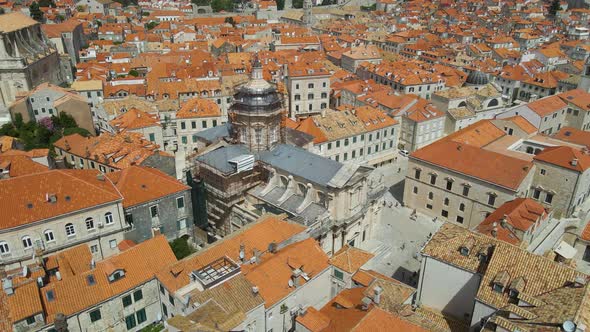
{"left": 176, "top": 98, "right": 221, "bottom": 119}
{"left": 106, "top": 166, "right": 189, "bottom": 208}
{"left": 0, "top": 169, "right": 121, "bottom": 230}
{"left": 156, "top": 215, "right": 306, "bottom": 293}
{"left": 411, "top": 140, "right": 532, "bottom": 190}
{"left": 329, "top": 245, "right": 374, "bottom": 274}
{"left": 0, "top": 155, "right": 48, "bottom": 178}
{"left": 534, "top": 146, "right": 590, "bottom": 172}
{"left": 476, "top": 198, "right": 547, "bottom": 245}
{"left": 109, "top": 108, "right": 161, "bottom": 132}
{"left": 553, "top": 127, "right": 590, "bottom": 147}
{"left": 242, "top": 238, "right": 329, "bottom": 306}
{"left": 524, "top": 94, "right": 567, "bottom": 117}
{"left": 39, "top": 236, "right": 176, "bottom": 322}
{"left": 351, "top": 307, "right": 428, "bottom": 332}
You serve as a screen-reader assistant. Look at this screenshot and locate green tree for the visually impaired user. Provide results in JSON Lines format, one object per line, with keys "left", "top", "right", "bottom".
{"left": 211, "top": 0, "right": 233, "bottom": 12}
{"left": 224, "top": 16, "right": 235, "bottom": 26}
{"left": 38, "top": 0, "right": 56, "bottom": 7}
{"left": 191, "top": 0, "right": 210, "bottom": 5}
{"left": 292, "top": 0, "right": 303, "bottom": 8}
{"left": 128, "top": 69, "right": 139, "bottom": 77}
{"left": 276, "top": 0, "right": 284, "bottom": 10}
{"left": 29, "top": 2, "right": 44, "bottom": 22}
{"left": 145, "top": 21, "right": 159, "bottom": 30}
{"left": 169, "top": 237, "right": 195, "bottom": 260}
{"left": 548, "top": 0, "right": 560, "bottom": 18}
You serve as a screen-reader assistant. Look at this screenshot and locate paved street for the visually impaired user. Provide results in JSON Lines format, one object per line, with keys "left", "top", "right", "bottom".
{"left": 362, "top": 154, "right": 443, "bottom": 287}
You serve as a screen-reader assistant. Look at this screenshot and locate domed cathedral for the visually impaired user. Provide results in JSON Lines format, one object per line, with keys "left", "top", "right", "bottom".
{"left": 228, "top": 56, "right": 287, "bottom": 152}
{"left": 464, "top": 70, "right": 490, "bottom": 90}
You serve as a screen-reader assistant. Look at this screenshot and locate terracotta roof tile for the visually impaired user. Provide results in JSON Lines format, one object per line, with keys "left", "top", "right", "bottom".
{"left": 351, "top": 307, "right": 428, "bottom": 332}
{"left": 329, "top": 245, "right": 374, "bottom": 274}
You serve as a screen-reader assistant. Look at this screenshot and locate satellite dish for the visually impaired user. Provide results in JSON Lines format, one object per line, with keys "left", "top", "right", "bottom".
{"left": 563, "top": 320, "right": 576, "bottom": 332}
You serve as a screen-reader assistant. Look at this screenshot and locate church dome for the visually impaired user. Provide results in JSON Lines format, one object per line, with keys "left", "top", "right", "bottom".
{"left": 231, "top": 59, "right": 283, "bottom": 114}
{"left": 465, "top": 70, "right": 489, "bottom": 86}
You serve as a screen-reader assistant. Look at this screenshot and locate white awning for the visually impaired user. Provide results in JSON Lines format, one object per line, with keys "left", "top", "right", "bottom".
{"left": 554, "top": 241, "right": 577, "bottom": 259}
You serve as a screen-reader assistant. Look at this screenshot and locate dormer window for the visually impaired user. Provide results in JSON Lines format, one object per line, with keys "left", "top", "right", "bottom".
{"left": 108, "top": 269, "right": 125, "bottom": 283}
{"left": 492, "top": 271, "right": 510, "bottom": 294}
{"left": 459, "top": 246, "right": 470, "bottom": 256}
{"left": 492, "top": 283, "right": 504, "bottom": 293}
{"left": 477, "top": 252, "right": 487, "bottom": 263}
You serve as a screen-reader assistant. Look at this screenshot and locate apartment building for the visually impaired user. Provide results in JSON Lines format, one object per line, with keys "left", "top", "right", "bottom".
{"left": 397, "top": 98, "right": 445, "bottom": 152}
{"left": 1, "top": 236, "right": 176, "bottom": 332}
{"left": 53, "top": 132, "right": 176, "bottom": 177}
{"left": 174, "top": 97, "right": 223, "bottom": 155}
{"left": 110, "top": 108, "right": 164, "bottom": 148}
{"left": 0, "top": 169, "right": 128, "bottom": 270}
{"left": 106, "top": 166, "right": 194, "bottom": 244}
{"left": 341, "top": 45, "right": 382, "bottom": 73}
{"left": 498, "top": 89, "right": 590, "bottom": 135}
{"left": 286, "top": 64, "right": 331, "bottom": 118}
{"left": 292, "top": 106, "right": 399, "bottom": 167}
{"left": 418, "top": 223, "right": 589, "bottom": 331}
{"left": 8, "top": 83, "right": 95, "bottom": 135}
{"left": 158, "top": 214, "right": 332, "bottom": 332}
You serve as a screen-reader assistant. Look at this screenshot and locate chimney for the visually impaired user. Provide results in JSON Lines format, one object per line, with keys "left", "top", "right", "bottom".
{"left": 572, "top": 158, "right": 579, "bottom": 166}
{"left": 373, "top": 286, "right": 383, "bottom": 304}
{"left": 501, "top": 215, "right": 508, "bottom": 228}
{"left": 361, "top": 296, "right": 372, "bottom": 311}
{"left": 97, "top": 173, "right": 105, "bottom": 181}
{"left": 90, "top": 259, "right": 96, "bottom": 270}
{"left": 252, "top": 286, "right": 259, "bottom": 295}
{"left": 252, "top": 248, "right": 260, "bottom": 264}
{"left": 46, "top": 193, "right": 57, "bottom": 203}
{"left": 2, "top": 278, "right": 13, "bottom": 296}
{"left": 291, "top": 268, "right": 302, "bottom": 287}
{"left": 491, "top": 222, "right": 498, "bottom": 238}
{"left": 56, "top": 271, "right": 62, "bottom": 281}
{"left": 239, "top": 243, "right": 245, "bottom": 263}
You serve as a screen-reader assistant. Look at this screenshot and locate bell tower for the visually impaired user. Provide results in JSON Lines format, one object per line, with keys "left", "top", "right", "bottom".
{"left": 302, "top": 0, "right": 314, "bottom": 27}
{"left": 579, "top": 57, "right": 590, "bottom": 93}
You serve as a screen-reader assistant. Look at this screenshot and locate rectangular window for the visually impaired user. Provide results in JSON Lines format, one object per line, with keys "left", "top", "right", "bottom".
{"left": 533, "top": 189, "right": 541, "bottom": 199}
{"left": 463, "top": 186, "right": 469, "bottom": 196}
{"left": 212, "top": 120, "right": 217, "bottom": 126}
{"left": 446, "top": 181, "right": 453, "bottom": 191}
{"left": 488, "top": 194, "right": 496, "bottom": 206}
{"left": 202, "top": 120, "right": 207, "bottom": 128}
{"left": 178, "top": 219, "right": 187, "bottom": 230}
{"left": 414, "top": 169, "right": 421, "bottom": 179}
{"left": 150, "top": 205, "right": 158, "bottom": 218}
{"left": 133, "top": 289, "right": 143, "bottom": 302}
{"left": 430, "top": 175, "right": 436, "bottom": 185}
{"left": 181, "top": 122, "right": 186, "bottom": 130}
{"left": 122, "top": 295, "right": 132, "bottom": 307}
{"left": 177, "top": 197, "right": 185, "bottom": 209}
{"left": 456, "top": 216, "right": 464, "bottom": 224}
{"left": 545, "top": 193, "right": 553, "bottom": 204}
{"left": 125, "top": 314, "right": 137, "bottom": 330}
{"left": 334, "top": 269, "right": 344, "bottom": 280}
{"left": 109, "top": 239, "right": 117, "bottom": 248}
{"left": 149, "top": 133, "right": 155, "bottom": 142}
{"left": 336, "top": 141, "right": 340, "bottom": 148}
{"left": 442, "top": 210, "right": 448, "bottom": 218}
{"left": 540, "top": 169, "right": 546, "bottom": 175}
{"left": 360, "top": 148, "right": 364, "bottom": 156}
{"left": 90, "top": 309, "right": 102, "bottom": 322}
{"left": 169, "top": 295, "right": 175, "bottom": 305}
{"left": 181, "top": 136, "right": 187, "bottom": 144}
{"left": 160, "top": 285, "right": 165, "bottom": 294}
{"left": 344, "top": 153, "right": 348, "bottom": 161}
{"left": 426, "top": 204, "right": 433, "bottom": 210}
{"left": 136, "top": 308, "right": 147, "bottom": 324}
{"left": 26, "top": 316, "right": 35, "bottom": 325}
{"left": 327, "top": 143, "right": 332, "bottom": 150}
{"left": 344, "top": 138, "right": 349, "bottom": 146}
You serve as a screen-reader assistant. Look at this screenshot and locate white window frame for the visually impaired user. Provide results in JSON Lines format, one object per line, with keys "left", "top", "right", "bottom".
{"left": 150, "top": 205, "right": 159, "bottom": 218}
{"left": 65, "top": 223, "right": 76, "bottom": 237}
{"left": 105, "top": 212, "right": 114, "bottom": 225}
{"left": 176, "top": 196, "right": 185, "bottom": 210}
{"left": 22, "top": 236, "right": 33, "bottom": 249}
{"left": 0, "top": 241, "right": 9, "bottom": 254}
{"left": 44, "top": 230, "right": 55, "bottom": 242}
{"left": 86, "top": 217, "right": 95, "bottom": 230}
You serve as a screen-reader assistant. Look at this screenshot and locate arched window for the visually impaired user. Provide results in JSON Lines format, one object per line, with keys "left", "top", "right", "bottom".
{"left": 428, "top": 192, "right": 434, "bottom": 200}
{"left": 22, "top": 236, "right": 33, "bottom": 249}
{"left": 459, "top": 203, "right": 465, "bottom": 212}
{"left": 0, "top": 241, "right": 9, "bottom": 254}
{"left": 444, "top": 198, "right": 449, "bottom": 206}
{"left": 44, "top": 230, "right": 55, "bottom": 242}
{"left": 298, "top": 183, "right": 308, "bottom": 196}
{"left": 458, "top": 101, "right": 467, "bottom": 108}
{"left": 85, "top": 217, "right": 95, "bottom": 230}
{"left": 534, "top": 148, "right": 542, "bottom": 155}
{"left": 526, "top": 146, "right": 534, "bottom": 154}
{"left": 487, "top": 99, "right": 499, "bottom": 108}
{"left": 105, "top": 212, "right": 114, "bottom": 225}
{"left": 413, "top": 186, "right": 418, "bottom": 194}
{"left": 280, "top": 176, "right": 289, "bottom": 188}
{"left": 65, "top": 223, "right": 75, "bottom": 236}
